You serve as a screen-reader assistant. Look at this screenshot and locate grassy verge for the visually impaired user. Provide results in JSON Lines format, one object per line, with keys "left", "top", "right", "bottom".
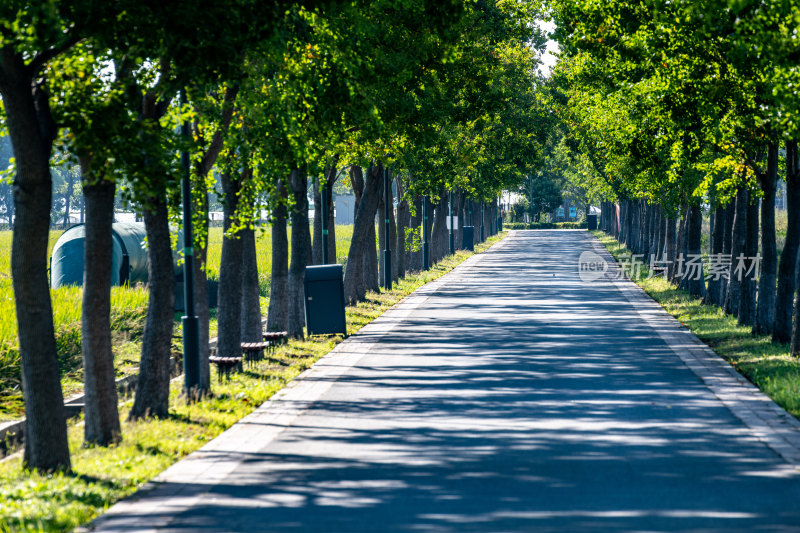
{"left": 592, "top": 230, "right": 800, "bottom": 419}
{"left": 0, "top": 232, "right": 506, "bottom": 533}
{"left": 0, "top": 225, "right": 355, "bottom": 421}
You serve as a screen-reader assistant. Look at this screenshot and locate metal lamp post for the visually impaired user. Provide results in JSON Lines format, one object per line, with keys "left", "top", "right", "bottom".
{"left": 180, "top": 89, "right": 200, "bottom": 396}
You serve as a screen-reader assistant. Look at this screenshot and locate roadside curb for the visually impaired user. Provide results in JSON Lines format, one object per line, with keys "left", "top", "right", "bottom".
{"left": 587, "top": 232, "right": 800, "bottom": 471}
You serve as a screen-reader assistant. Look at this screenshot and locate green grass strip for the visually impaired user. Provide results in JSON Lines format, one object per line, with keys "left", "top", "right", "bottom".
{"left": 592, "top": 231, "right": 800, "bottom": 420}
{"left": 0, "top": 232, "right": 506, "bottom": 533}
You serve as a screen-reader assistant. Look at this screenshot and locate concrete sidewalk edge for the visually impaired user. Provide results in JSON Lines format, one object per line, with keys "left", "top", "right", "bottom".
{"left": 587, "top": 232, "right": 800, "bottom": 472}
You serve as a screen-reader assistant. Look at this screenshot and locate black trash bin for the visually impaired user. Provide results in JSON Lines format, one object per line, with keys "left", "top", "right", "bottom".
{"left": 497, "top": 216, "right": 503, "bottom": 232}
{"left": 462, "top": 226, "right": 475, "bottom": 251}
{"left": 587, "top": 214, "right": 597, "bottom": 231}
{"left": 304, "top": 264, "right": 347, "bottom": 336}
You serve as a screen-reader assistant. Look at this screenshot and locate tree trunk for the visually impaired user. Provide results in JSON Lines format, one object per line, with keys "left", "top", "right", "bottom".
{"left": 288, "top": 168, "right": 312, "bottom": 338}
{"left": 738, "top": 194, "right": 760, "bottom": 327}
{"left": 755, "top": 143, "right": 778, "bottom": 335}
{"left": 129, "top": 196, "right": 175, "bottom": 420}
{"left": 625, "top": 200, "right": 633, "bottom": 247}
{"left": 720, "top": 201, "right": 735, "bottom": 307}
{"left": 350, "top": 166, "right": 369, "bottom": 296}
{"left": 365, "top": 210, "right": 379, "bottom": 292}
{"left": 650, "top": 206, "right": 659, "bottom": 257}
{"left": 481, "top": 201, "right": 489, "bottom": 241}
{"left": 344, "top": 164, "right": 382, "bottom": 304}
{"left": 776, "top": 141, "right": 800, "bottom": 344}
{"left": 621, "top": 200, "right": 633, "bottom": 245}
{"left": 267, "top": 179, "right": 289, "bottom": 332}
{"left": 191, "top": 84, "right": 237, "bottom": 388}
{"left": 455, "top": 192, "right": 465, "bottom": 250}
{"left": 431, "top": 192, "right": 448, "bottom": 262}
{"left": 1, "top": 48, "right": 71, "bottom": 471}
{"left": 80, "top": 168, "right": 121, "bottom": 446}
{"left": 665, "top": 214, "right": 677, "bottom": 281}
{"left": 216, "top": 170, "right": 244, "bottom": 356}
{"left": 407, "top": 196, "right": 420, "bottom": 269}
{"left": 725, "top": 187, "right": 748, "bottom": 316}
{"left": 656, "top": 208, "right": 665, "bottom": 261}
{"left": 685, "top": 203, "right": 706, "bottom": 298}
{"left": 704, "top": 203, "right": 726, "bottom": 306}
{"left": 325, "top": 166, "right": 337, "bottom": 264}
{"left": 395, "top": 175, "right": 408, "bottom": 280}
{"left": 673, "top": 203, "right": 688, "bottom": 285}
{"left": 378, "top": 186, "right": 386, "bottom": 285}
{"left": 240, "top": 225, "right": 261, "bottom": 342}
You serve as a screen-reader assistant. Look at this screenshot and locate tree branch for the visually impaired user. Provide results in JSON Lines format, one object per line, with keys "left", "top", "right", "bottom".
{"left": 27, "top": 33, "right": 82, "bottom": 78}
{"left": 197, "top": 85, "right": 239, "bottom": 177}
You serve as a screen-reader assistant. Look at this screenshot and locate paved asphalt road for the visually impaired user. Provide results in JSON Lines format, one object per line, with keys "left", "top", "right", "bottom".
{"left": 88, "top": 230, "right": 800, "bottom": 532}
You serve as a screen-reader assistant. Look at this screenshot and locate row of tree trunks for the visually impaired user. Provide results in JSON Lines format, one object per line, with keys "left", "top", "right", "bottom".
{"left": 455, "top": 192, "right": 465, "bottom": 250}
{"left": 739, "top": 195, "right": 760, "bottom": 327}
{"left": 343, "top": 165, "right": 382, "bottom": 304}
{"left": 755, "top": 144, "right": 779, "bottom": 334}
{"left": 431, "top": 191, "right": 448, "bottom": 262}
{"left": 312, "top": 165, "right": 338, "bottom": 266}
{"left": 685, "top": 203, "right": 705, "bottom": 298}
{"left": 705, "top": 203, "right": 727, "bottom": 306}
{"left": 375, "top": 171, "right": 401, "bottom": 284}
{"left": 395, "top": 175, "right": 409, "bottom": 281}
{"left": 602, "top": 142, "right": 800, "bottom": 354}
{"left": 407, "top": 196, "right": 422, "bottom": 271}
{"left": 725, "top": 188, "right": 747, "bottom": 316}
{"left": 191, "top": 85, "right": 238, "bottom": 391}
{"left": 720, "top": 201, "right": 734, "bottom": 306}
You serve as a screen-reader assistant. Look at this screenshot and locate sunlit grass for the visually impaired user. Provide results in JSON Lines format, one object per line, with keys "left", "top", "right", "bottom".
{"left": 0, "top": 225, "right": 354, "bottom": 420}
{"left": 0, "top": 231, "right": 506, "bottom": 533}
{"left": 593, "top": 230, "right": 800, "bottom": 418}
{"left": 205, "top": 225, "right": 354, "bottom": 297}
